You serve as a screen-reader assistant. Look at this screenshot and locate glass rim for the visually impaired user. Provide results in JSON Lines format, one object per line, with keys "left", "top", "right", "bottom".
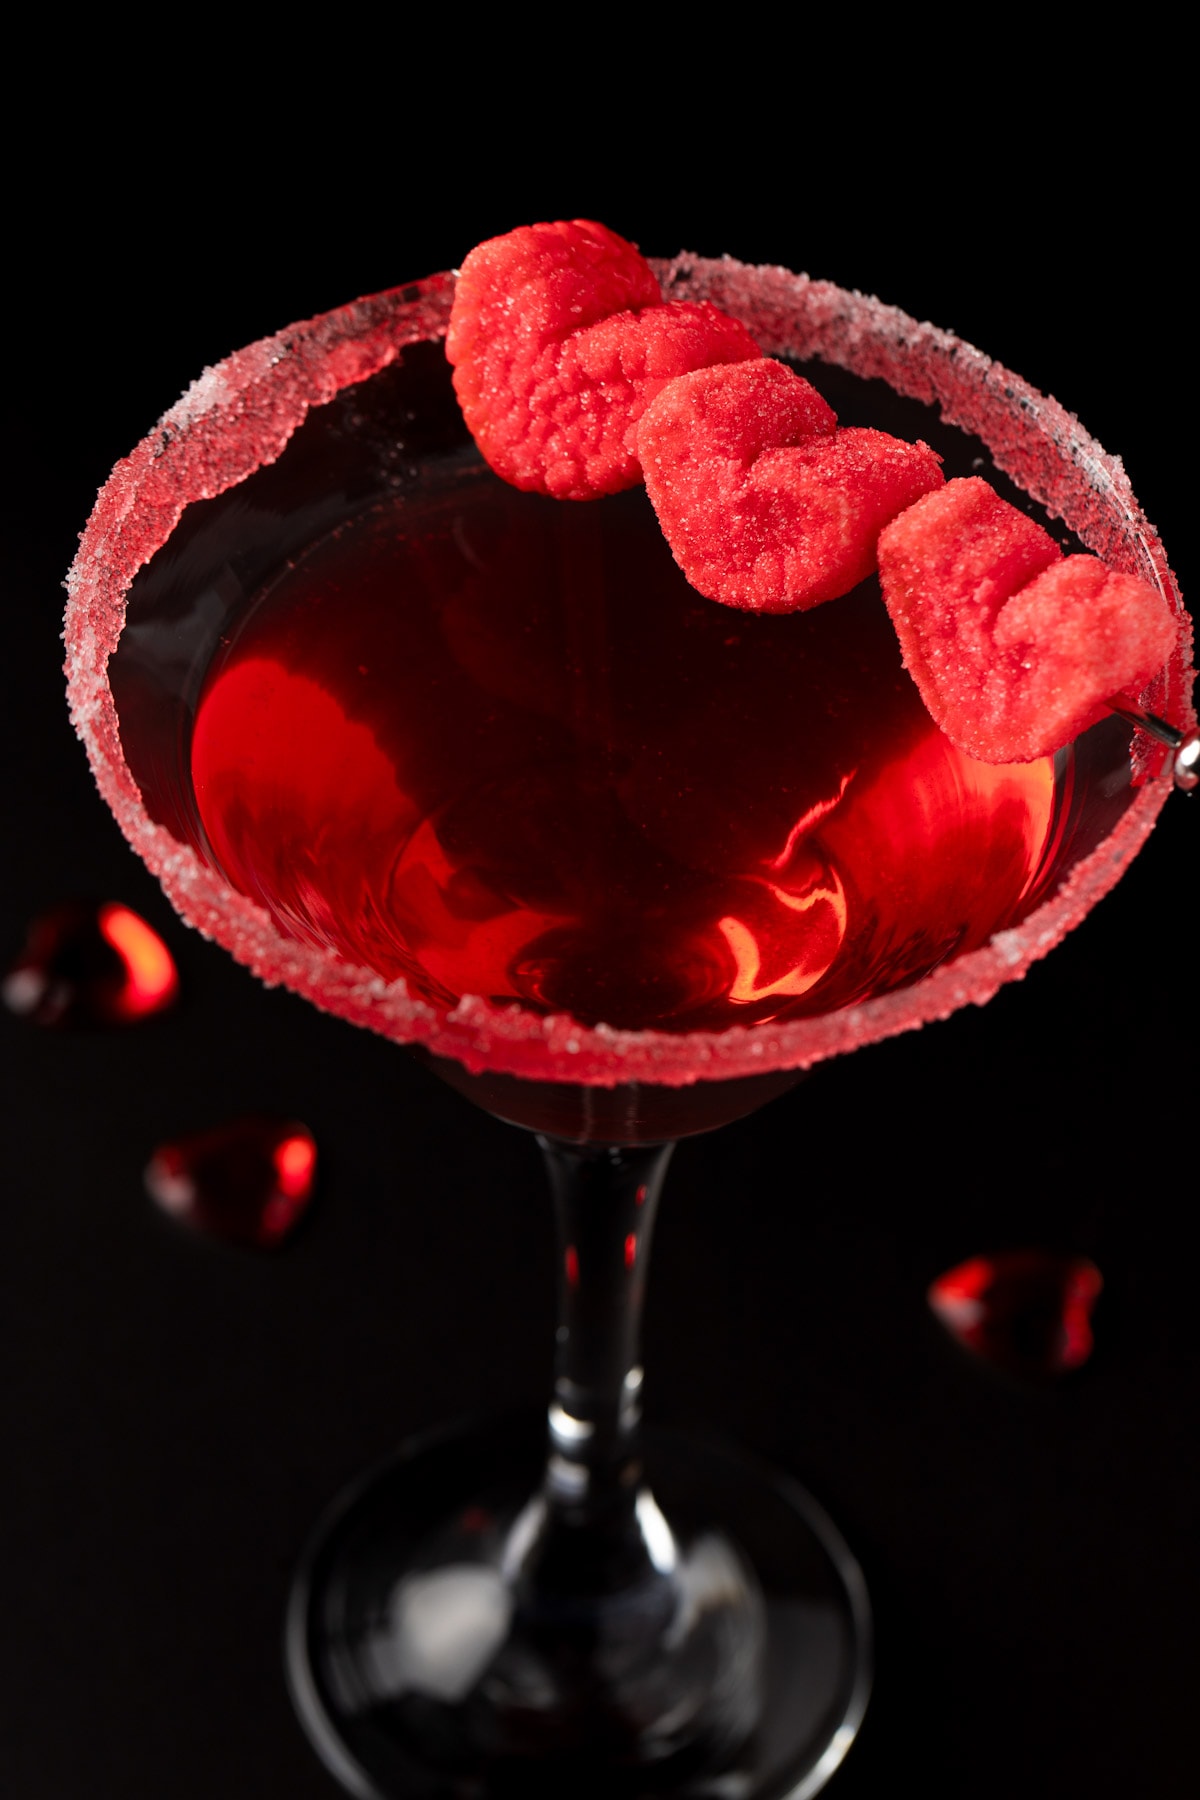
{"left": 63, "top": 254, "right": 1194, "bottom": 1089}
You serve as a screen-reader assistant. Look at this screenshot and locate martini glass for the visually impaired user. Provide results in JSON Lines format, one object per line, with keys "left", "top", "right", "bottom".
{"left": 64, "top": 254, "right": 1193, "bottom": 1799}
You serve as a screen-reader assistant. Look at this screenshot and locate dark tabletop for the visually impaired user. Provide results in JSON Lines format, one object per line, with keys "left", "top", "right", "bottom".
{"left": 3, "top": 77, "right": 1196, "bottom": 1800}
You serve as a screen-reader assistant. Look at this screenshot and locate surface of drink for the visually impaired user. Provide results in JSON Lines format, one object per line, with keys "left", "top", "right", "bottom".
{"left": 190, "top": 458, "right": 1065, "bottom": 1035}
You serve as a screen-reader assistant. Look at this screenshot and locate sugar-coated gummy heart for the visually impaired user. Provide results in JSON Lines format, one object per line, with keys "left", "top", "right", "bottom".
{"left": 638, "top": 358, "right": 944, "bottom": 612}
{"left": 877, "top": 477, "right": 1179, "bottom": 761}
{"left": 446, "top": 220, "right": 760, "bottom": 499}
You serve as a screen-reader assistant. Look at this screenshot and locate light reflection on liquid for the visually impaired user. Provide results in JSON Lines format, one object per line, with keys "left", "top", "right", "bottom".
{"left": 190, "top": 479, "right": 1064, "bottom": 1034}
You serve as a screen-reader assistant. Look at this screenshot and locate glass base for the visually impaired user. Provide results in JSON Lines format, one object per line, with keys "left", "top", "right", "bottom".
{"left": 285, "top": 1417, "right": 871, "bottom": 1799}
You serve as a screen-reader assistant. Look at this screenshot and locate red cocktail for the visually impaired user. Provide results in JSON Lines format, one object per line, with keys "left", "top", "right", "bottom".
{"left": 65, "top": 253, "right": 1192, "bottom": 1797}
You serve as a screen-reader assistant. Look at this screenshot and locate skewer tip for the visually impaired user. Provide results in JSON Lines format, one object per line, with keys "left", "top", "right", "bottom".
{"left": 1105, "top": 698, "right": 1198, "bottom": 793}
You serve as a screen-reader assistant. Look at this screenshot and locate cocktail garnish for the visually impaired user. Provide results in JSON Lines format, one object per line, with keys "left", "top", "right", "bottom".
{"left": 928, "top": 1250, "right": 1103, "bottom": 1378}
{"left": 447, "top": 224, "right": 1183, "bottom": 763}
{"left": 446, "top": 220, "right": 759, "bottom": 499}
{"left": 145, "top": 1116, "right": 317, "bottom": 1249}
{"left": 2, "top": 899, "right": 179, "bottom": 1027}
{"left": 877, "top": 477, "right": 1180, "bottom": 762}
{"left": 638, "top": 358, "right": 943, "bottom": 612}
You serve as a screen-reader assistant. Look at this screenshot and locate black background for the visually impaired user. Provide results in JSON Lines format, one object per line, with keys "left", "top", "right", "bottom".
{"left": 3, "top": 60, "right": 1196, "bottom": 1799}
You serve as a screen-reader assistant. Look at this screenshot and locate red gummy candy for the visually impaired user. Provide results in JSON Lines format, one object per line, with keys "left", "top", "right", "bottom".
{"left": 877, "top": 477, "right": 1179, "bottom": 761}
{"left": 638, "top": 358, "right": 944, "bottom": 613}
{"left": 446, "top": 220, "right": 759, "bottom": 499}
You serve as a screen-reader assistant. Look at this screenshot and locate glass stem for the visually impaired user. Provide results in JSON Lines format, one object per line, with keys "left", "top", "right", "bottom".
{"left": 510, "top": 1136, "right": 675, "bottom": 1602}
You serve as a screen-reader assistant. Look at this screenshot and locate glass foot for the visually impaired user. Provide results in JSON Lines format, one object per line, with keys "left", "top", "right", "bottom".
{"left": 286, "top": 1417, "right": 871, "bottom": 1799}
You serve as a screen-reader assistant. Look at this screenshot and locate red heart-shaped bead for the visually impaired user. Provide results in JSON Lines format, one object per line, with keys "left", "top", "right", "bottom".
{"left": 3, "top": 899, "right": 179, "bottom": 1027}
{"left": 447, "top": 220, "right": 759, "bottom": 499}
{"left": 928, "top": 1249, "right": 1103, "bottom": 1378}
{"left": 878, "top": 477, "right": 1179, "bottom": 761}
{"left": 639, "top": 357, "right": 943, "bottom": 612}
{"left": 146, "top": 1116, "right": 317, "bottom": 1249}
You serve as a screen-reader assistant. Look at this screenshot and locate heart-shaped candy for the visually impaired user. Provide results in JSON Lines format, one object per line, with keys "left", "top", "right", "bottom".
{"left": 877, "top": 477, "right": 1179, "bottom": 761}
{"left": 638, "top": 357, "right": 944, "bottom": 612}
{"left": 446, "top": 220, "right": 759, "bottom": 499}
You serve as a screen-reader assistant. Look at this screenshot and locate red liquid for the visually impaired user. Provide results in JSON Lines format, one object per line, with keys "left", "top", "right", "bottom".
{"left": 190, "top": 464, "right": 1064, "bottom": 1034}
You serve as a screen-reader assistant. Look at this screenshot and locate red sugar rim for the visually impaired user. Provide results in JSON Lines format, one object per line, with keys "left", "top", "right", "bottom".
{"left": 64, "top": 256, "right": 1194, "bottom": 1088}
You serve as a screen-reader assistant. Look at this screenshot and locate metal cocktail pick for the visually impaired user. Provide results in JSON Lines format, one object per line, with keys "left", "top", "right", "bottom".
{"left": 1107, "top": 699, "right": 1199, "bottom": 791}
